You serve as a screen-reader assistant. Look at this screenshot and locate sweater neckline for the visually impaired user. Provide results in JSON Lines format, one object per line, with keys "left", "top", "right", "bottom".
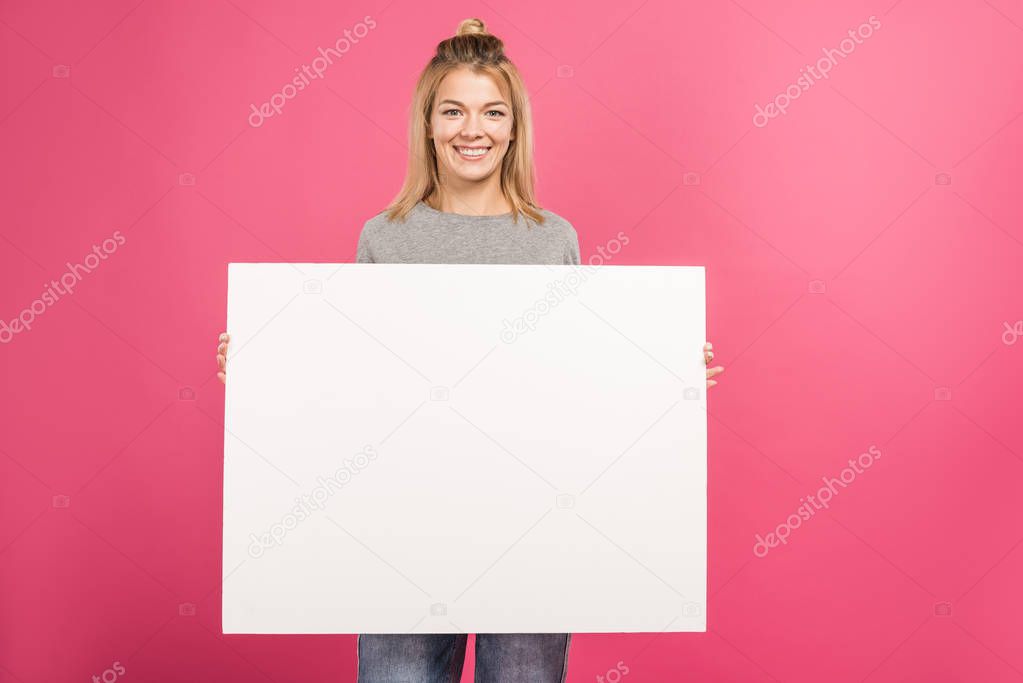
{"left": 416, "top": 200, "right": 514, "bottom": 220}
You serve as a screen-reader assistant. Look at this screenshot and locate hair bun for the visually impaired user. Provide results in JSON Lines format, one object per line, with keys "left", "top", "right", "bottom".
{"left": 456, "top": 18, "right": 487, "bottom": 36}
{"left": 436, "top": 18, "right": 505, "bottom": 62}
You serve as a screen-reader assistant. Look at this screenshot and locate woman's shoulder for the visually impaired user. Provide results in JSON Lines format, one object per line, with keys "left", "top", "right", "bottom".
{"left": 534, "top": 206, "right": 576, "bottom": 236}
{"left": 355, "top": 207, "right": 409, "bottom": 263}
{"left": 360, "top": 201, "right": 434, "bottom": 233}
{"left": 535, "top": 208, "right": 578, "bottom": 256}
{"left": 360, "top": 207, "right": 398, "bottom": 231}
{"left": 357, "top": 207, "right": 412, "bottom": 250}
{"left": 535, "top": 207, "right": 580, "bottom": 265}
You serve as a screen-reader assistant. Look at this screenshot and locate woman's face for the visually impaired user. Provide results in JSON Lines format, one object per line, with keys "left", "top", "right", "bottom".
{"left": 429, "top": 67, "right": 514, "bottom": 185}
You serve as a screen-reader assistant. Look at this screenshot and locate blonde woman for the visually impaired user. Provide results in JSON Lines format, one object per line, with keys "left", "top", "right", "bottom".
{"left": 216, "top": 17, "right": 723, "bottom": 682}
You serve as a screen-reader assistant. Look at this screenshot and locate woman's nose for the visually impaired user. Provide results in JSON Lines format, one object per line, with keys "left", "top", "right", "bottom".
{"left": 460, "top": 113, "right": 484, "bottom": 137}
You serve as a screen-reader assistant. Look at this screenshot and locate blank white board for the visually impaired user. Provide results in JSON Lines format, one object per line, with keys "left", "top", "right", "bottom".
{"left": 222, "top": 263, "right": 706, "bottom": 634}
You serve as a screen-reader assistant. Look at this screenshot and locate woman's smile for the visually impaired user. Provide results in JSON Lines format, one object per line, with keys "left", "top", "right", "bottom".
{"left": 454, "top": 144, "right": 492, "bottom": 161}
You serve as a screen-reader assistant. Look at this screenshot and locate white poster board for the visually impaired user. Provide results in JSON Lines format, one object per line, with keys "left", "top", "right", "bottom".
{"left": 222, "top": 263, "right": 706, "bottom": 634}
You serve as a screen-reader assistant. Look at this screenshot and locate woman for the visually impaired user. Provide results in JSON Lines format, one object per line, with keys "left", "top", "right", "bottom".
{"left": 217, "top": 17, "right": 724, "bottom": 682}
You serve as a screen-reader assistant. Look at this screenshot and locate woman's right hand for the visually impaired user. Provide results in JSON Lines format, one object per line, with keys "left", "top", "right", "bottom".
{"left": 216, "top": 332, "right": 229, "bottom": 384}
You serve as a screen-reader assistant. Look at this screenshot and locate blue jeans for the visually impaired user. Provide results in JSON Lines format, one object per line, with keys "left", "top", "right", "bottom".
{"left": 357, "top": 633, "right": 571, "bottom": 683}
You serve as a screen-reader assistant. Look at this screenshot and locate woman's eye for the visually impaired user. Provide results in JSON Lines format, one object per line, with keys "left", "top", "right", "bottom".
{"left": 441, "top": 109, "right": 505, "bottom": 117}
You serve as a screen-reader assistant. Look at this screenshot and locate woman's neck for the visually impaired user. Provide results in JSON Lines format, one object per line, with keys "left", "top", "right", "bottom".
{"left": 428, "top": 182, "right": 512, "bottom": 216}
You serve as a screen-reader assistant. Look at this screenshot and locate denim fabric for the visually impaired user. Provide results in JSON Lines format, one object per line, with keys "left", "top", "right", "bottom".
{"left": 357, "top": 633, "right": 571, "bottom": 683}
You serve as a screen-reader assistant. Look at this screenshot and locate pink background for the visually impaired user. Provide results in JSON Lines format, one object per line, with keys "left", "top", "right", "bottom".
{"left": 2, "top": 0, "right": 1022, "bottom": 681}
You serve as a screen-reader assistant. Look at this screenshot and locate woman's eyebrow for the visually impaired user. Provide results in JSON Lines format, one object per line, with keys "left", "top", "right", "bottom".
{"left": 437, "top": 99, "right": 509, "bottom": 108}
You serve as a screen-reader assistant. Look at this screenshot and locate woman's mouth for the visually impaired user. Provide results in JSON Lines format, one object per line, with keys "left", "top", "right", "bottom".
{"left": 454, "top": 145, "right": 491, "bottom": 161}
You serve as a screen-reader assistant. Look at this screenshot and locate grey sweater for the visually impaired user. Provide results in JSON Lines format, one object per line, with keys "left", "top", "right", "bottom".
{"left": 356, "top": 200, "right": 580, "bottom": 266}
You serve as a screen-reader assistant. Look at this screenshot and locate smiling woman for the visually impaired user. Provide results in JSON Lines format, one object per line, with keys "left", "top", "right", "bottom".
{"left": 384, "top": 17, "right": 541, "bottom": 221}
{"left": 429, "top": 69, "right": 514, "bottom": 187}
{"left": 215, "top": 16, "right": 721, "bottom": 683}
{"left": 354, "top": 22, "right": 582, "bottom": 682}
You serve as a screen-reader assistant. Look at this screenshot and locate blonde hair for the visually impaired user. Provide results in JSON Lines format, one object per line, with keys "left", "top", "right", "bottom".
{"left": 384, "top": 18, "right": 544, "bottom": 225}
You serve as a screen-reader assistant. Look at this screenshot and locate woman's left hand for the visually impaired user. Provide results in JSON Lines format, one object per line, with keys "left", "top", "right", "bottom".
{"left": 705, "top": 342, "right": 724, "bottom": 389}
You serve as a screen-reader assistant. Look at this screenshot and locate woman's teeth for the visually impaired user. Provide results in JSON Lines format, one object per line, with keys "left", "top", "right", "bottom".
{"left": 456, "top": 146, "right": 490, "bottom": 158}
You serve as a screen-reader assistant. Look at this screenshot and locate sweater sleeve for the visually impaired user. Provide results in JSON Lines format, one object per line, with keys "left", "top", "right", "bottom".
{"left": 355, "top": 222, "right": 375, "bottom": 263}
{"left": 564, "top": 223, "right": 580, "bottom": 265}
